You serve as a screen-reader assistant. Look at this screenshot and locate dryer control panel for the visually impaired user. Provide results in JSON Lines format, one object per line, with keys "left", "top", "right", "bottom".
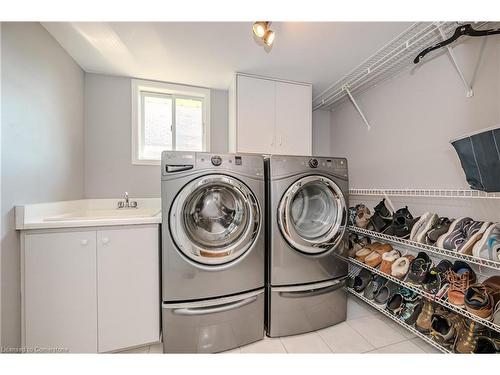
{"left": 269, "top": 155, "right": 348, "bottom": 179}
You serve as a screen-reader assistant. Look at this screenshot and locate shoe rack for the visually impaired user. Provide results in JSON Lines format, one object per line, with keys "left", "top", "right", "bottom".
{"left": 346, "top": 188, "right": 500, "bottom": 353}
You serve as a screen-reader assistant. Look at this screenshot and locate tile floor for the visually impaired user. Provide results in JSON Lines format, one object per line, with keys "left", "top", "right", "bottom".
{"left": 120, "top": 295, "right": 441, "bottom": 354}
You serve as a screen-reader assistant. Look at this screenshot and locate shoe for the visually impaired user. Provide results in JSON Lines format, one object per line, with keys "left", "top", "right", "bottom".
{"left": 410, "top": 213, "right": 439, "bottom": 243}
{"left": 459, "top": 220, "right": 491, "bottom": 255}
{"left": 474, "top": 335, "right": 500, "bottom": 353}
{"left": 355, "top": 247, "right": 373, "bottom": 262}
{"left": 384, "top": 206, "right": 417, "bottom": 239}
{"left": 353, "top": 269, "right": 372, "bottom": 293}
{"left": 472, "top": 223, "right": 500, "bottom": 260}
{"left": 436, "top": 217, "right": 473, "bottom": 250}
{"left": 386, "top": 293, "right": 404, "bottom": 316}
{"left": 374, "top": 281, "right": 399, "bottom": 305}
{"left": 354, "top": 204, "right": 372, "bottom": 229}
{"left": 348, "top": 206, "right": 357, "bottom": 226}
{"left": 365, "top": 251, "right": 383, "bottom": 267}
{"left": 363, "top": 275, "right": 385, "bottom": 300}
{"left": 373, "top": 198, "right": 393, "bottom": 220}
{"left": 400, "top": 298, "right": 423, "bottom": 326}
{"left": 425, "top": 217, "right": 453, "bottom": 245}
{"left": 494, "top": 300, "right": 500, "bottom": 326}
{"left": 380, "top": 249, "right": 400, "bottom": 274}
{"left": 464, "top": 284, "right": 494, "bottom": 320}
{"left": 391, "top": 256, "right": 413, "bottom": 279}
{"left": 368, "top": 199, "right": 393, "bottom": 232}
{"left": 445, "top": 261, "right": 477, "bottom": 307}
{"left": 415, "top": 299, "right": 435, "bottom": 334}
{"left": 405, "top": 252, "right": 432, "bottom": 285}
{"left": 423, "top": 260, "right": 452, "bottom": 295}
{"left": 483, "top": 276, "right": 500, "bottom": 306}
{"left": 455, "top": 319, "right": 488, "bottom": 354}
{"left": 430, "top": 309, "right": 462, "bottom": 348}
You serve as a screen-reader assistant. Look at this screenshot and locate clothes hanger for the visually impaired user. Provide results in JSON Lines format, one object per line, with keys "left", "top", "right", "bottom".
{"left": 414, "top": 23, "right": 500, "bottom": 64}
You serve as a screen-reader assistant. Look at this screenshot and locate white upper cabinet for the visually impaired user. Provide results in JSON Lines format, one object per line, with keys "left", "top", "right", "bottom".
{"left": 229, "top": 73, "right": 312, "bottom": 155}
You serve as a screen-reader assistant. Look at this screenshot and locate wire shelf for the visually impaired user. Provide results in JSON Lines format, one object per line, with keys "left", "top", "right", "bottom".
{"left": 348, "top": 257, "right": 500, "bottom": 334}
{"left": 346, "top": 287, "right": 451, "bottom": 353}
{"left": 349, "top": 188, "right": 500, "bottom": 199}
{"left": 348, "top": 226, "right": 500, "bottom": 271}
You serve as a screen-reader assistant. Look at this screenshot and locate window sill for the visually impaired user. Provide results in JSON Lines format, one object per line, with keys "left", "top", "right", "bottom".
{"left": 132, "top": 158, "right": 161, "bottom": 166}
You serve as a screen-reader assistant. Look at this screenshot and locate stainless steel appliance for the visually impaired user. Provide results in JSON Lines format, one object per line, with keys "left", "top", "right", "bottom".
{"left": 265, "top": 155, "right": 349, "bottom": 337}
{"left": 161, "top": 152, "right": 265, "bottom": 353}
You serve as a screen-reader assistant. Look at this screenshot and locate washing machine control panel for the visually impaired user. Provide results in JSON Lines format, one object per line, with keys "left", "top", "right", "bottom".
{"left": 211, "top": 155, "right": 222, "bottom": 166}
{"left": 308, "top": 158, "right": 319, "bottom": 168}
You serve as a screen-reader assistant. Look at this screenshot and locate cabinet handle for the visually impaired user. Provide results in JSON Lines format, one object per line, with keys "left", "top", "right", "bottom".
{"left": 102, "top": 237, "right": 110, "bottom": 245}
{"left": 80, "top": 239, "right": 88, "bottom": 246}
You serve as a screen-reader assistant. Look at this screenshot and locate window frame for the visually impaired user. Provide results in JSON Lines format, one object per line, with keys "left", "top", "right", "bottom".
{"left": 131, "top": 79, "right": 211, "bottom": 165}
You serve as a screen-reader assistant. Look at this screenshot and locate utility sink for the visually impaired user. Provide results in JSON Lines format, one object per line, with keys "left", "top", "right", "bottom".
{"left": 43, "top": 208, "right": 161, "bottom": 221}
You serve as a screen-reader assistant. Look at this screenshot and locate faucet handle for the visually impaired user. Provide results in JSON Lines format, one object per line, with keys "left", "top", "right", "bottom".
{"left": 130, "top": 201, "right": 138, "bottom": 208}
{"left": 117, "top": 201, "right": 125, "bottom": 209}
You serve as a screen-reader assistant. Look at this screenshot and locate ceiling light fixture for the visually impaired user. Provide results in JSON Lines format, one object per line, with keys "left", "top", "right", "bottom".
{"left": 252, "top": 21, "right": 275, "bottom": 48}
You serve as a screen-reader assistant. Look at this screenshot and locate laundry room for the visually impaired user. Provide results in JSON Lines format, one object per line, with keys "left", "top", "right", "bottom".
{"left": 1, "top": 0, "right": 500, "bottom": 373}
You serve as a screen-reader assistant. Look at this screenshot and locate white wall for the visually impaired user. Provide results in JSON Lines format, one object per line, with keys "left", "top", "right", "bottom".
{"left": 1, "top": 22, "right": 85, "bottom": 349}
{"left": 312, "top": 109, "right": 331, "bottom": 156}
{"left": 84, "top": 73, "right": 229, "bottom": 198}
{"left": 329, "top": 37, "right": 500, "bottom": 189}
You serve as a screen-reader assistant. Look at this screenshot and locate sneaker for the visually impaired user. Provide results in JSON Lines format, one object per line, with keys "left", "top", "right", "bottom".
{"left": 471, "top": 222, "right": 500, "bottom": 260}
{"left": 347, "top": 206, "right": 357, "bottom": 226}
{"left": 400, "top": 298, "right": 423, "bottom": 326}
{"left": 354, "top": 204, "right": 372, "bottom": 229}
{"left": 425, "top": 217, "right": 453, "bottom": 245}
{"left": 405, "top": 252, "right": 432, "bottom": 285}
{"left": 430, "top": 309, "right": 462, "bottom": 348}
{"left": 384, "top": 206, "right": 417, "bottom": 239}
{"left": 415, "top": 299, "right": 435, "bottom": 334}
{"left": 374, "top": 281, "right": 399, "bottom": 305}
{"left": 455, "top": 319, "right": 488, "bottom": 354}
{"left": 380, "top": 249, "right": 400, "bottom": 274}
{"left": 410, "top": 212, "right": 439, "bottom": 243}
{"left": 445, "top": 261, "right": 477, "bottom": 306}
{"left": 459, "top": 220, "right": 492, "bottom": 255}
{"left": 368, "top": 199, "right": 393, "bottom": 232}
{"left": 386, "top": 293, "right": 404, "bottom": 316}
{"left": 436, "top": 217, "right": 473, "bottom": 250}
{"left": 423, "top": 260, "right": 453, "bottom": 295}
{"left": 464, "top": 284, "right": 494, "bottom": 320}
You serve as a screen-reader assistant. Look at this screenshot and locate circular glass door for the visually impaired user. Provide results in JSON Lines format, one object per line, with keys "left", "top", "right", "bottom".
{"left": 278, "top": 175, "right": 347, "bottom": 255}
{"left": 169, "top": 174, "right": 260, "bottom": 267}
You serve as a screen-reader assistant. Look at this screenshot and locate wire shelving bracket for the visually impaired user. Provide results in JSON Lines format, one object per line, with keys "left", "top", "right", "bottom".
{"left": 342, "top": 84, "right": 371, "bottom": 130}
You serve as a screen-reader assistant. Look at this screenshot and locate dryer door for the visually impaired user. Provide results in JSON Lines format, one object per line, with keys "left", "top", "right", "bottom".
{"left": 170, "top": 174, "right": 260, "bottom": 269}
{"left": 278, "top": 175, "right": 347, "bottom": 256}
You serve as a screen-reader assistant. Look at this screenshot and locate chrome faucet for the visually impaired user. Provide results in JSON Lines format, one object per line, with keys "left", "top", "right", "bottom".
{"left": 118, "top": 192, "right": 138, "bottom": 209}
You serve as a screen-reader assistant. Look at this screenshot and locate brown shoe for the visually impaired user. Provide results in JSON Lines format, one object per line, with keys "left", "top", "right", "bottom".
{"left": 445, "top": 261, "right": 476, "bottom": 307}
{"left": 380, "top": 249, "right": 400, "bottom": 274}
{"left": 483, "top": 276, "right": 500, "bottom": 305}
{"left": 455, "top": 319, "right": 488, "bottom": 354}
{"left": 365, "top": 251, "right": 382, "bottom": 267}
{"left": 415, "top": 299, "right": 434, "bottom": 334}
{"left": 430, "top": 309, "right": 463, "bottom": 348}
{"left": 355, "top": 247, "right": 373, "bottom": 262}
{"left": 464, "top": 284, "right": 494, "bottom": 320}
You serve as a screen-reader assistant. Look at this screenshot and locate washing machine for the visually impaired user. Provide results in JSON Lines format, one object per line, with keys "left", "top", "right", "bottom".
{"left": 265, "top": 155, "right": 349, "bottom": 337}
{"left": 161, "top": 151, "right": 265, "bottom": 353}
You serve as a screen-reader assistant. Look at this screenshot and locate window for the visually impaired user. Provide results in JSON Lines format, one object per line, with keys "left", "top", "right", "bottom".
{"left": 132, "top": 79, "right": 210, "bottom": 165}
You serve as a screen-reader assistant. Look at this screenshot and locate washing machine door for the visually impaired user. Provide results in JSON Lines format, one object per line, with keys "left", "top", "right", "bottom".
{"left": 278, "top": 175, "right": 347, "bottom": 256}
{"left": 170, "top": 174, "right": 260, "bottom": 268}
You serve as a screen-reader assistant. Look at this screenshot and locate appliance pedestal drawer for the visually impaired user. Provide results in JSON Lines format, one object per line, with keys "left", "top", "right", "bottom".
{"left": 162, "top": 289, "right": 264, "bottom": 353}
{"left": 267, "top": 278, "right": 347, "bottom": 338}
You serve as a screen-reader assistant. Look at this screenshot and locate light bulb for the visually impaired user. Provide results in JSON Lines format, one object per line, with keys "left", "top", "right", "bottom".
{"left": 263, "top": 29, "right": 275, "bottom": 47}
{"left": 252, "top": 22, "right": 268, "bottom": 38}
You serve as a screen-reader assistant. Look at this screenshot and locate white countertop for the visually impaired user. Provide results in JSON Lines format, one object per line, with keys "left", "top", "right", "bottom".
{"left": 16, "top": 198, "right": 162, "bottom": 230}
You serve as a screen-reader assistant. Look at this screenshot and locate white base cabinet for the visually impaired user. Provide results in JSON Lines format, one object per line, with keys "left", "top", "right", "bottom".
{"left": 21, "top": 224, "right": 160, "bottom": 353}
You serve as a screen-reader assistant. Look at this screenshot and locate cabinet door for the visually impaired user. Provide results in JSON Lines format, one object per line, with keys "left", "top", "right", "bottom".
{"left": 275, "top": 82, "right": 312, "bottom": 155}
{"left": 24, "top": 231, "right": 97, "bottom": 353}
{"left": 236, "top": 75, "right": 276, "bottom": 154}
{"left": 97, "top": 226, "right": 160, "bottom": 352}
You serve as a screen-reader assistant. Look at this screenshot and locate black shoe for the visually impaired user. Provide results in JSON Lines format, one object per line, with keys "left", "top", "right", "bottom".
{"left": 383, "top": 206, "right": 416, "bottom": 239}
{"left": 423, "top": 260, "right": 453, "bottom": 294}
{"left": 425, "top": 217, "right": 453, "bottom": 245}
{"left": 386, "top": 293, "right": 404, "bottom": 316}
{"left": 405, "top": 252, "right": 432, "bottom": 285}
{"left": 363, "top": 275, "right": 385, "bottom": 300}
{"left": 400, "top": 298, "right": 423, "bottom": 325}
{"left": 374, "top": 281, "right": 399, "bottom": 305}
{"left": 353, "top": 269, "right": 373, "bottom": 293}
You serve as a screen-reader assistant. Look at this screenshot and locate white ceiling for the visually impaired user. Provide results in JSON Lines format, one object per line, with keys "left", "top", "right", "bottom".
{"left": 42, "top": 22, "right": 412, "bottom": 96}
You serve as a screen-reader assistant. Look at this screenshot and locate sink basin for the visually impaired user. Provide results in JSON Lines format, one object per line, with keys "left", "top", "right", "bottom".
{"left": 43, "top": 208, "right": 161, "bottom": 222}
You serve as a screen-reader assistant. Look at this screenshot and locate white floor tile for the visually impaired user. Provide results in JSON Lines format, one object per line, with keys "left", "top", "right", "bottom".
{"left": 240, "top": 337, "right": 286, "bottom": 353}
{"left": 410, "top": 337, "right": 441, "bottom": 354}
{"left": 347, "top": 295, "right": 376, "bottom": 320}
{"left": 368, "top": 339, "right": 425, "bottom": 353}
{"left": 317, "top": 322, "right": 374, "bottom": 353}
{"left": 382, "top": 316, "right": 417, "bottom": 339}
{"left": 346, "top": 315, "right": 406, "bottom": 348}
{"left": 279, "top": 332, "right": 332, "bottom": 353}
{"left": 148, "top": 343, "right": 164, "bottom": 354}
